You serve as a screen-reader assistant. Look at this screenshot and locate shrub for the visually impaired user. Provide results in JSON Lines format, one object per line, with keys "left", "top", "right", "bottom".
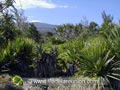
{"left": 0, "top": 37, "right": 37, "bottom": 76}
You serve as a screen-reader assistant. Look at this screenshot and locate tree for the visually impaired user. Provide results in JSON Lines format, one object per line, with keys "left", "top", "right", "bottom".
{"left": 0, "top": 0, "right": 15, "bottom": 12}
{"left": 100, "top": 11, "right": 115, "bottom": 37}
{"left": 45, "top": 31, "right": 53, "bottom": 37}
{"left": 25, "top": 23, "right": 41, "bottom": 43}
{"left": 0, "top": 0, "right": 17, "bottom": 43}
{"left": 74, "top": 23, "right": 83, "bottom": 36}
{"left": 56, "top": 24, "right": 76, "bottom": 40}
{"left": 89, "top": 21, "right": 99, "bottom": 35}
{"left": 102, "top": 11, "right": 113, "bottom": 23}
{"left": 13, "top": 9, "right": 29, "bottom": 31}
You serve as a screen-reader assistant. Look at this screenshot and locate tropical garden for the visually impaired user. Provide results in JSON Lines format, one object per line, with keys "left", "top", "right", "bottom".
{"left": 0, "top": 0, "right": 120, "bottom": 90}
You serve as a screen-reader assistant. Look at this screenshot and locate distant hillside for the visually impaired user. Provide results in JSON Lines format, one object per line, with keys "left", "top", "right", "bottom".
{"left": 31, "top": 22, "right": 57, "bottom": 34}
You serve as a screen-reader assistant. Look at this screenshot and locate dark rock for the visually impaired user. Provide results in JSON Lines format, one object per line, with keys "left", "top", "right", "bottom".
{"left": 35, "top": 53, "right": 56, "bottom": 78}
{"left": 3, "top": 83, "right": 24, "bottom": 90}
{"left": 66, "top": 64, "right": 78, "bottom": 76}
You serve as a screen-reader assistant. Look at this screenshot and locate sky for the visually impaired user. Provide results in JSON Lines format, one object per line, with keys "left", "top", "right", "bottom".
{"left": 14, "top": 0, "right": 120, "bottom": 25}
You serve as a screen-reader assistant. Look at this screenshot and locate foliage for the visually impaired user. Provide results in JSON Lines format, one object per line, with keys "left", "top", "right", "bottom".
{"left": 107, "top": 27, "right": 120, "bottom": 59}
{"left": 51, "top": 36, "right": 65, "bottom": 45}
{"left": 55, "top": 39, "right": 85, "bottom": 72}
{"left": 0, "top": 37, "right": 34, "bottom": 63}
{"left": 79, "top": 37, "right": 109, "bottom": 76}
{"left": 0, "top": 0, "right": 22, "bottom": 45}
{"left": 78, "top": 36, "right": 120, "bottom": 89}
{"left": 64, "top": 39, "right": 84, "bottom": 64}
{"left": 56, "top": 22, "right": 99, "bottom": 41}
{"left": 0, "top": 3, "right": 120, "bottom": 89}
{"left": 24, "top": 23, "right": 41, "bottom": 43}
{"left": 0, "top": 37, "right": 37, "bottom": 77}
{"left": 0, "top": 35, "right": 6, "bottom": 49}
{"left": 42, "top": 42, "right": 53, "bottom": 54}
{"left": 55, "top": 35, "right": 120, "bottom": 89}
{"left": 100, "top": 11, "right": 115, "bottom": 37}
{"left": 89, "top": 21, "right": 99, "bottom": 35}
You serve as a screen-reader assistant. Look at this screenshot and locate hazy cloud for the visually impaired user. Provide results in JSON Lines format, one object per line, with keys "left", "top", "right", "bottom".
{"left": 30, "top": 20, "right": 41, "bottom": 22}
{"left": 14, "top": 0, "right": 69, "bottom": 9}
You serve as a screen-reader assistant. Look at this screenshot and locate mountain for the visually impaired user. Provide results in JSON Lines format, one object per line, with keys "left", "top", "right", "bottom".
{"left": 31, "top": 22, "right": 57, "bottom": 34}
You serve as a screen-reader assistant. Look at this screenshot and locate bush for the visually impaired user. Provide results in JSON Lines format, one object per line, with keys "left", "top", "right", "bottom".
{"left": 0, "top": 37, "right": 37, "bottom": 76}
{"left": 51, "top": 36, "right": 65, "bottom": 45}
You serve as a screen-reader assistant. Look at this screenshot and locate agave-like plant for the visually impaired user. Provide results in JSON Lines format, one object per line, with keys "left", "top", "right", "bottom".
{"left": 79, "top": 36, "right": 120, "bottom": 89}
{"left": 107, "top": 27, "right": 120, "bottom": 59}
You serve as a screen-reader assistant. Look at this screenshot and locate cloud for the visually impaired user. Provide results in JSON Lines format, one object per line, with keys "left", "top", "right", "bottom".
{"left": 30, "top": 20, "right": 41, "bottom": 22}
{"left": 14, "top": 0, "right": 69, "bottom": 9}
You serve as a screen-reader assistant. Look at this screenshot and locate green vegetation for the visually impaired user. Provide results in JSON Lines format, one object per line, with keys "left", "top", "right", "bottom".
{"left": 0, "top": 0, "right": 120, "bottom": 90}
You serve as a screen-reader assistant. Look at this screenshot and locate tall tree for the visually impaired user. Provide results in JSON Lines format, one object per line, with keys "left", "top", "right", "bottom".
{"left": 89, "top": 21, "right": 99, "bottom": 35}
{"left": 25, "top": 23, "right": 41, "bottom": 43}
{"left": 100, "top": 11, "right": 115, "bottom": 37}
{"left": 0, "top": 0, "right": 17, "bottom": 42}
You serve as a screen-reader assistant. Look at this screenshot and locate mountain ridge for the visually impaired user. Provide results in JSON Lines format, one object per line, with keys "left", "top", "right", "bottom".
{"left": 31, "top": 22, "right": 57, "bottom": 34}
